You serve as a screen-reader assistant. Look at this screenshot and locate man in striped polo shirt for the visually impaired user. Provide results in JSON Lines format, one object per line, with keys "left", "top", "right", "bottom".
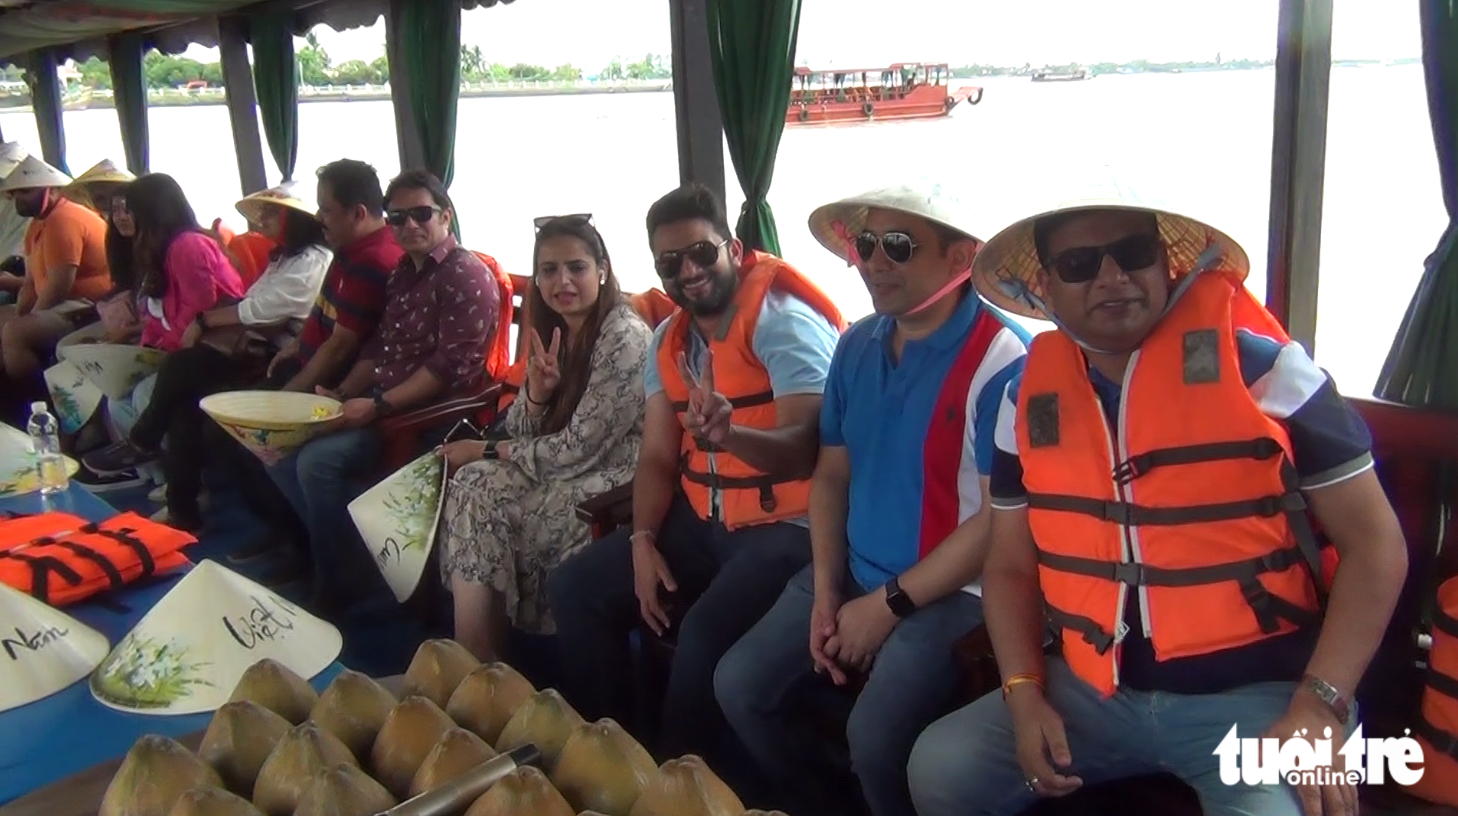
{"left": 715, "top": 181, "right": 1029, "bottom": 816}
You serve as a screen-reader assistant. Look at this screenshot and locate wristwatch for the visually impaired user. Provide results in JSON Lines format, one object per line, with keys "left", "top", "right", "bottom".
{"left": 884, "top": 577, "right": 916, "bottom": 619}
{"left": 1301, "top": 673, "right": 1352, "bottom": 724}
{"left": 372, "top": 391, "right": 393, "bottom": 417}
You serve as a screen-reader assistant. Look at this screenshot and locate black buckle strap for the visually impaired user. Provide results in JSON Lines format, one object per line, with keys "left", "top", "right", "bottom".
{"left": 670, "top": 389, "right": 775, "bottom": 413}
{"left": 87, "top": 525, "right": 157, "bottom": 579}
{"left": 1039, "top": 547, "right": 1307, "bottom": 589}
{"left": 0, "top": 551, "right": 84, "bottom": 604}
{"left": 1045, "top": 604, "right": 1116, "bottom": 655}
{"left": 1414, "top": 718, "right": 1458, "bottom": 760}
{"left": 680, "top": 455, "right": 783, "bottom": 513}
{"left": 1112, "top": 438, "right": 1285, "bottom": 485}
{"left": 1436, "top": 607, "right": 1458, "bottom": 640}
{"left": 1027, "top": 491, "right": 1307, "bottom": 526}
{"left": 51, "top": 541, "right": 127, "bottom": 593}
{"left": 1427, "top": 666, "right": 1458, "bottom": 703}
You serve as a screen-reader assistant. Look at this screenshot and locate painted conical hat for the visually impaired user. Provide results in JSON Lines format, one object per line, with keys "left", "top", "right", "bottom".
{"left": 69, "top": 158, "right": 134, "bottom": 187}
{"left": 236, "top": 182, "right": 317, "bottom": 227}
{"left": 0, "top": 422, "right": 79, "bottom": 497}
{"left": 0, "top": 582, "right": 110, "bottom": 713}
{"left": 199, "top": 391, "right": 342, "bottom": 466}
{"left": 43, "top": 358, "right": 104, "bottom": 435}
{"left": 809, "top": 178, "right": 986, "bottom": 266}
{"left": 55, "top": 321, "right": 107, "bottom": 350}
{"left": 0, "top": 155, "right": 71, "bottom": 193}
{"left": 972, "top": 178, "right": 1248, "bottom": 321}
{"left": 89, "top": 560, "right": 342, "bottom": 715}
{"left": 56, "top": 342, "right": 166, "bottom": 401}
{"left": 349, "top": 449, "right": 447, "bottom": 602}
{"left": 0, "top": 142, "right": 27, "bottom": 180}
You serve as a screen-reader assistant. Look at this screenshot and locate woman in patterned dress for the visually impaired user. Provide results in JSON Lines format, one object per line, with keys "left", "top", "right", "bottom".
{"left": 441, "top": 215, "right": 652, "bottom": 660}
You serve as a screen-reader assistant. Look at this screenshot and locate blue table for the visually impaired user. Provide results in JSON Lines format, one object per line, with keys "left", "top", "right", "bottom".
{"left": 0, "top": 484, "right": 344, "bottom": 806}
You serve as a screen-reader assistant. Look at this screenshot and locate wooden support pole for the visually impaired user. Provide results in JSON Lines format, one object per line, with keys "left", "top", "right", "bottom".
{"left": 1265, "top": 0, "right": 1334, "bottom": 354}
{"left": 669, "top": 0, "right": 726, "bottom": 203}
{"left": 217, "top": 14, "right": 269, "bottom": 196}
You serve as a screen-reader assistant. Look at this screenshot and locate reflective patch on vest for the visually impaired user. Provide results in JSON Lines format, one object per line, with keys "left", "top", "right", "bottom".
{"left": 1182, "top": 329, "right": 1220, "bottom": 384}
{"left": 1026, "top": 392, "right": 1060, "bottom": 447}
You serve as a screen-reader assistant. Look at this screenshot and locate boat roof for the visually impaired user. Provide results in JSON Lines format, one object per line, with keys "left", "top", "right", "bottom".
{"left": 794, "top": 62, "right": 950, "bottom": 76}
{"left": 0, "top": 0, "right": 511, "bottom": 62}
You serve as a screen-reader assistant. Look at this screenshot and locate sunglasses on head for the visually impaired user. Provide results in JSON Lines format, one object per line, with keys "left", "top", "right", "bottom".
{"left": 385, "top": 205, "right": 440, "bottom": 227}
{"left": 1046, "top": 233, "right": 1163, "bottom": 284}
{"left": 655, "top": 239, "right": 726, "bottom": 279}
{"left": 854, "top": 230, "right": 918, "bottom": 264}
{"left": 534, "top": 212, "right": 593, "bottom": 231}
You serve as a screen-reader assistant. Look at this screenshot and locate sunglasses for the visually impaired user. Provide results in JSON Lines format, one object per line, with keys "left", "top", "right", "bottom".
{"left": 655, "top": 239, "right": 727, "bottom": 279}
{"left": 385, "top": 206, "right": 441, "bottom": 227}
{"left": 855, "top": 230, "right": 918, "bottom": 264}
{"left": 1046, "top": 233, "right": 1163, "bottom": 284}
{"left": 534, "top": 212, "right": 593, "bottom": 231}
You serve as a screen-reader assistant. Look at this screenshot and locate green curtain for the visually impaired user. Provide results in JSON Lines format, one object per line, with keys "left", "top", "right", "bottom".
{"left": 1373, "top": 0, "right": 1458, "bottom": 407}
{"left": 397, "top": 0, "right": 463, "bottom": 239}
{"left": 108, "top": 32, "right": 149, "bottom": 173}
{"left": 27, "top": 49, "right": 69, "bottom": 175}
{"left": 248, "top": 11, "right": 299, "bottom": 182}
{"left": 704, "top": 0, "right": 802, "bottom": 255}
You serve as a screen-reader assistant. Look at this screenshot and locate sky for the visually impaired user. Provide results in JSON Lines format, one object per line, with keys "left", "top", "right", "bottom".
{"left": 178, "top": 0, "right": 1419, "bottom": 71}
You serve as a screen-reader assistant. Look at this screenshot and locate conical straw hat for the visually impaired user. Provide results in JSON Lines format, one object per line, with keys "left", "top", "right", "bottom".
{"left": 0, "top": 423, "right": 79, "bottom": 497}
{"left": 971, "top": 179, "right": 1248, "bottom": 321}
{"left": 43, "top": 358, "right": 104, "bottom": 435}
{"left": 55, "top": 321, "right": 107, "bottom": 350}
{"left": 809, "top": 178, "right": 986, "bottom": 266}
{"left": 69, "top": 158, "right": 134, "bottom": 187}
{"left": 236, "top": 182, "right": 317, "bottom": 227}
{"left": 56, "top": 343, "right": 166, "bottom": 401}
{"left": 0, "top": 142, "right": 27, "bottom": 180}
{"left": 89, "top": 560, "right": 342, "bottom": 716}
{"left": 0, "top": 155, "right": 72, "bottom": 193}
{"left": 199, "top": 390, "right": 343, "bottom": 466}
{"left": 349, "top": 449, "right": 447, "bottom": 602}
{"left": 0, "top": 582, "right": 110, "bottom": 713}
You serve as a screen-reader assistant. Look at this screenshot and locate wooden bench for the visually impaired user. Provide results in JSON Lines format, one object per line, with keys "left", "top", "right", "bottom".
{"left": 573, "top": 394, "right": 1458, "bottom": 815}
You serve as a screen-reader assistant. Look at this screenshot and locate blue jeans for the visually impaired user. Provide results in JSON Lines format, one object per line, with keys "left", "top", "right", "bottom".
{"left": 908, "top": 657, "right": 1327, "bottom": 816}
{"left": 268, "top": 425, "right": 384, "bottom": 607}
{"left": 106, "top": 372, "right": 162, "bottom": 485}
{"left": 715, "top": 563, "right": 984, "bottom": 816}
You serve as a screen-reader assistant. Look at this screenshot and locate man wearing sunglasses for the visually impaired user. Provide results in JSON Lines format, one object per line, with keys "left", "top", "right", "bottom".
{"left": 909, "top": 200, "right": 1406, "bottom": 816}
{"left": 270, "top": 168, "right": 500, "bottom": 615}
{"left": 548, "top": 182, "right": 845, "bottom": 777}
{"left": 714, "top": 182, "right": 1029, "bottom": 816}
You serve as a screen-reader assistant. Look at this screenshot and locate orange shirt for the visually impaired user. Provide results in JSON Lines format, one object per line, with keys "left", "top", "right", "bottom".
{"left": 24, "top": 197, "right": 111, "bottom": 302}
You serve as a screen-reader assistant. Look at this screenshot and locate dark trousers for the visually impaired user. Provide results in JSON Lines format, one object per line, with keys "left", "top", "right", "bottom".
{"left": 130, "top": 345, "right": 256, "bottom": 518}
{"left": 546, "top": 494, "right": 812, "bottom": 764}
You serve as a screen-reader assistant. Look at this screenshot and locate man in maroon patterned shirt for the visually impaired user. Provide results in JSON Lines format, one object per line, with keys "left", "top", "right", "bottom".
{"left": 270, "top": 169, "right": 500, "bottom": 615}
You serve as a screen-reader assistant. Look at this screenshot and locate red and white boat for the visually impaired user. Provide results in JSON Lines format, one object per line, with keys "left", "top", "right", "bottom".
{"left": 786, "top": 62, "right": 983, "bottom": 126}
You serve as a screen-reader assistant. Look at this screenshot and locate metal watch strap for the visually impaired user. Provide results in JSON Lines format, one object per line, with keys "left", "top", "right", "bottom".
{"left": 1301, "top": 673, "right": 1351, "bottom": 724}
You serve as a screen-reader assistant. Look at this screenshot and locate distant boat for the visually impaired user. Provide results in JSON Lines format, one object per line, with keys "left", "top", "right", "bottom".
{"left": 1032, "top": 69, "right": 1091, "bottom": 82}
{"left": 786, "top": 62, "right": 983, "bottom": 126}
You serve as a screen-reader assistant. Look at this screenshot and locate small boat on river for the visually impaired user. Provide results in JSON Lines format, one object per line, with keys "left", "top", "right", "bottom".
{"left": 786, "top": 62, "right": 982, "bottom": 126}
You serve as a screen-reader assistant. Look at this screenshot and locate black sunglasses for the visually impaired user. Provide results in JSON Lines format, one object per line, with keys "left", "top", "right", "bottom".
{"left": 534, "top": 212, "right": 593, "bottom": 231}
{"left": 1046, "top": 234, "right": 1163, "bottom": 284}
{"left": 385, "top": 205, "right": 441, "bottom": 227}
{"left": 855, "top": 230, "right": 918, "bottom": 264}
{"left": 655, "top": 239, "right": 726, "bottom": 279}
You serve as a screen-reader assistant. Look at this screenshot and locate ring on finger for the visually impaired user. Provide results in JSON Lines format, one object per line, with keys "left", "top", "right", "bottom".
{"left": 1026, "top": 776, "right": 1039, "bottom": 792}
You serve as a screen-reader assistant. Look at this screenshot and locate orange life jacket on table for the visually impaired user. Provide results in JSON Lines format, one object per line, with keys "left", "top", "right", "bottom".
{"left": 657, "top": 250, "right": 846, "bottom": 530}
{"left": 1410, "top": 574, "right": 1458, "bottom": 805}
{"left": 0, "top": 511, "right": 195, "bottom": 607}
{"left": 1016, "top": 270, "right": 1334, "bottom": 696}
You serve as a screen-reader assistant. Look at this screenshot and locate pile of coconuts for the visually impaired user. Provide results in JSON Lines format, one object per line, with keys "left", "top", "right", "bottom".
{"left": 96, "top": 638, "right": 786, "bottom": 816}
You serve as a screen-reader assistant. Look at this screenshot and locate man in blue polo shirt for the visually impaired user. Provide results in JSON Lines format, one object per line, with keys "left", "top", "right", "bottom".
{"left": 714, "top": 181, "right": 1029, "bottom": 816}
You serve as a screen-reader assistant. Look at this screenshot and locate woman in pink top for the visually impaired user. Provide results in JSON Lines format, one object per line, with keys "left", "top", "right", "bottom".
{"left": 128, "top": 173, "right": 243, "bottom": 351}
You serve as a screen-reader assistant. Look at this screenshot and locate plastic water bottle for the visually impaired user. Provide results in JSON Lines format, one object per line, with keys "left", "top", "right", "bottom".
{"left": 26, "top": 401, "right": 68, "bottom": 495}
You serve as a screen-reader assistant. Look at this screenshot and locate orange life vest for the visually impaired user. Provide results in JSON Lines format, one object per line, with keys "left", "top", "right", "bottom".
{"left": 470, "top": 250, "right": 515, "bottom": 382}
{"left": 1409, "top": 574, "right": 1458, "bottom": 805}
{"left": 656, "top": 251, "right": 846, "bottom": 529}
{"left": 1016, "top": 270, "right": 1329, "bottom": 696}
{"left": 0, "top": 511, "right": 195, "bottom": 607}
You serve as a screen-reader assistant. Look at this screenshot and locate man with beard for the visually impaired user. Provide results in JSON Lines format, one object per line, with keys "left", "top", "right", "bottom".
{"left": 548, "top": 183, "right": 845, "bottom": 781}
{"left": 0, "top": 156, "right": 109, "bottom": 393}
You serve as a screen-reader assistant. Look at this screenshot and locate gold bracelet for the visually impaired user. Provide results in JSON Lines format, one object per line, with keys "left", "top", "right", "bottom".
{"left": 1001, "top": 672, "right": 1044, "bottom": 699}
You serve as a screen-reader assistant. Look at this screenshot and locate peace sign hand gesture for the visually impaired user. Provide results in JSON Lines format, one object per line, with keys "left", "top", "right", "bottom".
{"left": 526, "top": 327, "right": 562, "bottom": 405}
{"left": 676, "top": 349, "right": 733, "bottom": 445}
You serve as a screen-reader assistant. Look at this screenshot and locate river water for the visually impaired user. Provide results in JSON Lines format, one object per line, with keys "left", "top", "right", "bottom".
{"left": 0, "top": 65, "right": 1442, "bottom": 394}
